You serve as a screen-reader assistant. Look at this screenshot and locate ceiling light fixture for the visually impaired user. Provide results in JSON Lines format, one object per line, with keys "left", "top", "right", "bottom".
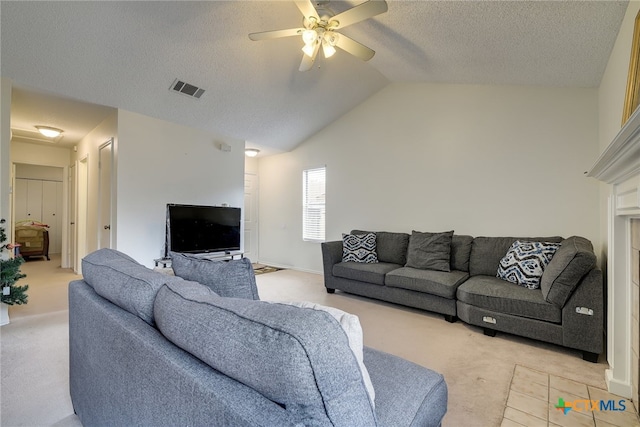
{"left": 248, "top": 0, "right": 387, "bottom": 72}
{"left": 35, "top": 126, "right": 63, "bottom": 138}
{"left": 245, "top": 148, "right": 260, "bottom": 157}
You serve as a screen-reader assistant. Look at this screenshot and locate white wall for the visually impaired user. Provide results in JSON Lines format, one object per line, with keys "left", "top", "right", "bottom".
{"left": 15, "top": 164, "right": 64, "bottom": 181}
{"left": 116, "top": 110, "right": 245, "bottom": 266}
{"left": 74, "top": 111, "right": 118, "bottom": 258}
{"left": 599, "top": 1, "right": 640, "bottom": 151}
{"left": 12, "top": 142, "right": 71, "bottom": 168}
{"left": 597, "top": 1, "right": 640, "bottom": 261}
{"left": 1, "top": 78, "right": 11, "bottom": 241}
{"left": 259, "top": 83, "right": 601, "bottom": 273}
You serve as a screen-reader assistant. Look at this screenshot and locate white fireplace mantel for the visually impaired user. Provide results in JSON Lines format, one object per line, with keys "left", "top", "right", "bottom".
{"left": 587, "top": 106, "right": 640, "bottom": 399}
{"left": 588, "top": 105, "right": 640, "bottom": 186}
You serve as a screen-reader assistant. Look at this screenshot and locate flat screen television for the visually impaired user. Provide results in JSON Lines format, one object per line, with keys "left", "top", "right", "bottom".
{"left": 166, "top": 204, "right": 241, "bottom": 256}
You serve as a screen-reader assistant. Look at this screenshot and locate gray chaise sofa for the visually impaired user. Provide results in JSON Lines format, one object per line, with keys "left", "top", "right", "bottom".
{"left": 322, "top": 231, "right": 603, "bottom": 362}
{"left": 69, "top": 248, "right": 448, "bottom": 426}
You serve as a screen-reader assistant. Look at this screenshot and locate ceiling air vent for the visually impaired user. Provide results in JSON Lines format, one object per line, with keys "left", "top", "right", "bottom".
{"left": 170, "top": 79, "right": 205, "bottom": 99}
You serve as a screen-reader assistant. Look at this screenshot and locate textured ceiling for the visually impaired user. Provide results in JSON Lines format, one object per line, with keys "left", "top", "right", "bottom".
{"left": 0, "top": 1, "right": 629, "bottom": 154}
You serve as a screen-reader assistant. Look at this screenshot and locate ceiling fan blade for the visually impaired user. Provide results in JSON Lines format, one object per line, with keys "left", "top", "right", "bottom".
{"left": 299, "top": 42, "right": 320, "bottom": 71}
{"left": 334, "top": 34, "right": 375, "bottom": 61}
{"left": 295, "top": 0, "right": 319, "bottom": 21}
{"left": 330, "top": 0, "right": 388, "bottom": 29}
{"left": 299, "top": 54, "right": 315, "bottom": 72}
{"left": 249, "top": 28, "right": 304, "bottom": 41}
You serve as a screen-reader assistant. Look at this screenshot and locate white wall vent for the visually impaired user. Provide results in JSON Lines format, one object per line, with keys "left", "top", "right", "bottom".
{"left": 170, "top": 79, "right": 205, "bottom": 99}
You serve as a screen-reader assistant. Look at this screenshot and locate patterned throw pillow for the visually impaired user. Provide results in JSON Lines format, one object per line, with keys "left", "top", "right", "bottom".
{"left": 497, "top": 240, "right": 561, "bottom": 289}
{"left": 342, "top": 233, "right": 378, "bottom": 263}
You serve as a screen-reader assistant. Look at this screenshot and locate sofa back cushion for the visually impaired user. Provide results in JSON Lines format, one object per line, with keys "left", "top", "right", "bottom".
{"left": 269, "top": 301, "right": 375, "bottom": 407}
{"left": 540, "top": 236, "right": 597, "bottom": 307}
{"left": 451, "top": 235, "right": 474, "bottom": 272}
{"left": 154, "top": 281, "right": 376, "bottom": 426}
{"left": 81, "top": 248, "right": 188, "bottom": 325}
{"left": 405, "top": 230, "right": 454, "bottom": 272}
{"left": 170, "top": 253, "right": 259, "bottom": 300}
{"left": 351, "top": 230, "right": 410, "bottom": 265}
{"left": 469, "top": 236, "right": 563, "bottom": 277}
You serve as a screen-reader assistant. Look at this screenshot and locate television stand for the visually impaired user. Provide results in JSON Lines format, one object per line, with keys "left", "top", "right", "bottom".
{"left": 154, "top": 257, "right": 172, "bottom": 268}
{"left": 155, "top": 252, "right": 244, "bottom": 270}
{"left": 198, "top": 252, "right": 244, "bottom": 261}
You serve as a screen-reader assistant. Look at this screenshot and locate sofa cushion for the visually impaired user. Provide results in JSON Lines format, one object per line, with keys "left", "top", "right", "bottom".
{"left": 405, "top": 230, "right": 454, "bottom": 272}
{"left": 333, "top": 262, "right": 401, "bottom": 285}
{"left": 451, "top": 235, "right": 473, "bottom": 272}
{"left": 170, "top": 253, "right": 259, "bottom": 300}
{"left": 456, "top": 275, "right": 561, "bottom": 323}
{"left": 154, "top": 281, "right": 376, "bottom": 426}
{"left": 270, "top": 301, "right": 375, "bottom": 407}
{"left": 496, "top": 241, "right": 561, "bottom": 289}
{"left": 540, "top": 236, "right": 597, "bottom": 308}
{"left": 385, "top": 267, "right": 469, "bottom": 299}
{"left": 352, "top": 230, "right": 410, "bottom": 265}
{"left": 342, "top": 233, "right": 378, "bottom": 263}
{"left": 469, "top": 236, "right": 563, "bottom": 277}
{"left": 364, "top": 347, "right": 448, "bottom": 427}
{"left": 81, "top": 248, "right": 189, "bottom": 325}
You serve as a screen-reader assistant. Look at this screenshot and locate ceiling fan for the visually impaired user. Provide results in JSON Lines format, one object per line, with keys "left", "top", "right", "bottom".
{"left": 249, "top": 0, "right": 388, "bottom": 72}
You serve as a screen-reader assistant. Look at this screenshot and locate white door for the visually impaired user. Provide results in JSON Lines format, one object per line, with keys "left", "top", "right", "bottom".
{"left": 69, "top": 163, "right": 77, "bottom": 271}
{"left": 244, "top": 173, "right": 259, "bottom": 261}
{"left": 14, "top": 178, "right": 28, "bottom": 222}
{"left": 42, "top": 180, "right": 63, "bottom": 254}
{"left": 26, "top": 180, "right": 43, "bottom": 222}
{"left": 76, "top": 157, "right": 88, "bottom": 274}
{"left": 98, "top": 140, "right": 113, "bottom": 249}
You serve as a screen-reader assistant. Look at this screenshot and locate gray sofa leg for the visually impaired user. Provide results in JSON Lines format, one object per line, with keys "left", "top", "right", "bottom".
{"left": 483, "top": 328, "right": 497, "bottom": 337}
{"left": 326, "top": 288, "right": 335, "bottom": 294}
{"left": 443, "top": 315, "right": 457, "bottom": 323}
{"left": 582, "top": 351, "right": 599, "bottom": 363}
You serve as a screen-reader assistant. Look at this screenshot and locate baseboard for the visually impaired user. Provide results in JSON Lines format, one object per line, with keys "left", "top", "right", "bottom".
{"left": 606, "top": 368, "right": 633, "bottom": 398}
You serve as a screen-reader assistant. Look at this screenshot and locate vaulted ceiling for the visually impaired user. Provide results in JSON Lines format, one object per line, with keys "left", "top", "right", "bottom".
{"left": 1, "top": 1, "right": 629, "bottom": 155}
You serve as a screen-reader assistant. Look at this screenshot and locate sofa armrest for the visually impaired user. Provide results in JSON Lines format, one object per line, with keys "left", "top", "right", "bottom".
{"left": 321, "top": 241, "right": 343, "bottom": 284}
{"left": 561, "top": 268, "right": 604, "bottom": 355}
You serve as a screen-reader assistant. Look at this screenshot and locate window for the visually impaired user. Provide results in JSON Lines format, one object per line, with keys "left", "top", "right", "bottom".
{"left": 302, "top": 167, "right": 326, "bottom": 242}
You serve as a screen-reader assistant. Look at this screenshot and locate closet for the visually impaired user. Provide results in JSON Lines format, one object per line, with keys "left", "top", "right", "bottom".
{"left": 13, "top": 165, "right": 64, "bottom": 254}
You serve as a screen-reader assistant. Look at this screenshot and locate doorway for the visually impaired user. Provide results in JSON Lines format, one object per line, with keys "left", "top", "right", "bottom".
{"left": 13, "top": 164, "right": 64, "bottom": 253}
{"left": 244, "top": 173, "right": 259, "bottom": 261}
{"left": 69, "top": 163, "right": 77, "bottom": 272}
{"left": 98, "top": 139, "right": 113, "bottom": 249}
{"left": 74, "top": 156, "right": 88, "bottom": 274}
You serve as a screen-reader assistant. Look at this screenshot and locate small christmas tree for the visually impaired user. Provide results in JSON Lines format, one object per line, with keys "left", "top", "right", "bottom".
{"left": 0, "top": 219, "right": 28, "bottom": 305}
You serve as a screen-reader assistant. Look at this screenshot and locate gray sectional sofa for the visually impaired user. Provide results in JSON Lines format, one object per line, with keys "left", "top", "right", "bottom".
{"left": 322, "top": 231, "right": 603, "bottom": 362}
{"left": 69, "top": 248, "right": 448, "bottom": 426}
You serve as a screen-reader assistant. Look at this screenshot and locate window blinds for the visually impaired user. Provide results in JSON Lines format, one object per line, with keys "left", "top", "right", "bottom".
{"left": 302, "top": 167, "right": 326, "bottom": 242}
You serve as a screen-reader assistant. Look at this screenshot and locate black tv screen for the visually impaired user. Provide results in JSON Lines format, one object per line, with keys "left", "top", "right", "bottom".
{"left": 166, "top": 204, "right": 241, "bottom": 255}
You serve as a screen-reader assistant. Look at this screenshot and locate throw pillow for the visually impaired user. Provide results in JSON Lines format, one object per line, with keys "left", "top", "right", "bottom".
{"left": 170, "top": 252, "right": 259, "bottom": 300}
{"left": 270, "top": 301, "right": 375, "bottom": 407}
{"left": 404, "top": 230, "right": 454, "bottom": 272}
{"left": 351, "top": 230, "right": 410, "bottom": 265}
{"left": 342, "top": 233, "right": 378, "bottom": 263}
{"left": 497, "top": 240, "right": 561, "bottom": 289}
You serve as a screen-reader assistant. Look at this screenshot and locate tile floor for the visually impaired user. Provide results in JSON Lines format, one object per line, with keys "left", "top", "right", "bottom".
{"left": 502, "top": 366, "right": 640, "bottom": 427}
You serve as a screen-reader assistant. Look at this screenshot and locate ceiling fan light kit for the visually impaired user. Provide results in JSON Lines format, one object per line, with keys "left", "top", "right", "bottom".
{"left": 249, "top": 0, "right": 388, "bottom": 71}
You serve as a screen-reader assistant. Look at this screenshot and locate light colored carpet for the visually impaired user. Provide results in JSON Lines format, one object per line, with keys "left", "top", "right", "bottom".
{"left": 1, "top": 256, "right": 613, "bottom": 426}
{"left": 257, "top": 270, "right": 611, "bottom": 426}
